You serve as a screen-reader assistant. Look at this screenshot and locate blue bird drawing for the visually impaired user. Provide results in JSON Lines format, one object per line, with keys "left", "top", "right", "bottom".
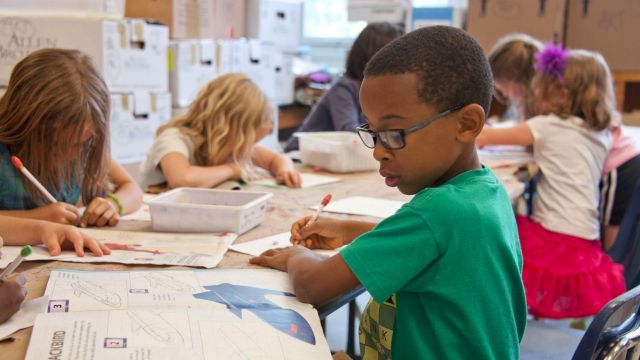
{"left": 193, "top": 283, "right": 316, "bottom": 345}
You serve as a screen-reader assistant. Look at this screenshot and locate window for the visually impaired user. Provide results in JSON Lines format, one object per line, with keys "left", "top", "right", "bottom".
{"left": 303, "top": 0, "right": 367, "bottom": 40}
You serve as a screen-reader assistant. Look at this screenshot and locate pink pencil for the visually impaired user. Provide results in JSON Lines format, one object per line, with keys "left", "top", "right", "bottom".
{"left": 11, "top": 156, "right": 57, "bottom": 204}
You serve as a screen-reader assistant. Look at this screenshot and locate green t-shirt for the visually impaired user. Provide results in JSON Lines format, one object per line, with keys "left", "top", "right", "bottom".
{"left": 340, "top": 167, "right": 526, "bottom": 359}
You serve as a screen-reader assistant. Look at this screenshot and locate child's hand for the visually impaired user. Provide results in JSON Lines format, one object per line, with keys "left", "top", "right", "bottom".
{"left": 249, "top": 245, "right": 309, "bottom": 271}
{"left": 290, "top": 216, "right": 345, "bottom": 250}
{"left": 33, "top": 202, "right": 79, "bottom": 225}
{"left": 275, "top": 168, "right": 301, "bottom": 188}
{"left": 227, "top": 162, "right": 244, "bottom": 180}
{"left": 80, "top": 197, "right": 120, "bottom": 227}
{"left": 35, "top": 221, "right": 111, "bottom": 257}
{"left": 0, "top": 274, "right": 26, "bottom": 324}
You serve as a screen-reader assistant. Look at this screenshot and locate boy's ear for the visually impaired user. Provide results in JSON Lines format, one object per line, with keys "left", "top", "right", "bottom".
{"left": 455, "top": 104, "right": 485, "bottom": 144}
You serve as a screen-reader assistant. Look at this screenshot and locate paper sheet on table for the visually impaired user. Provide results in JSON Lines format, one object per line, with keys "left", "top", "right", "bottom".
{"left": 24, "top": 269, "right": 332, "bottom": 360}
{"left": 0, "top": 229, "right": 237, "bottom": 269}
{"left": 78, "top": 194, "right": 157, "bottom": 222}
{"left": 252, "top": 173, "right": 341, "bottom": 188}
{"left": 313, "top": 196, "right": 404, "bottom": 218}
{"left": 230, "top": 232, "right": 341, "bottom": 257}
{"left": 478, "top": 145, "right": 533, "bottom": 167}
{"left": 0, "top": 296, "right": 48, "bottom": 340}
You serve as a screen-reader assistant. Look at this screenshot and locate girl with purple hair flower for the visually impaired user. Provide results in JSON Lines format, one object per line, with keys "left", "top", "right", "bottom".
{"left": 478, "top": 44, "right": 626, "bottom": 319}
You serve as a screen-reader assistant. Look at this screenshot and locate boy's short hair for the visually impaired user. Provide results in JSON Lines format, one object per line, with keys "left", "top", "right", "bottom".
{"left": 364, "top": 26, "right": 493, "bottom": 115}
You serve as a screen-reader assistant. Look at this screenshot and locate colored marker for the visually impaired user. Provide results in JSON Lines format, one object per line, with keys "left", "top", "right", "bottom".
{"left": 305, "top": 194, "right": 332, "bottom": 228}
{"left": 11, "top": 156, "right": 57, "bottom": 203}
{"left": 0, "top": 245, "right": 32, "bottom": 281}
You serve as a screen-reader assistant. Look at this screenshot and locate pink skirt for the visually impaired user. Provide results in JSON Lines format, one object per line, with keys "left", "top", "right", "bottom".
{"left": 517, "top": 216, "right": 626, "bottom": 318}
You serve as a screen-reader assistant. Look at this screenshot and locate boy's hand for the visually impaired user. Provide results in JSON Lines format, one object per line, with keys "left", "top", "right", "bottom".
{"left": 36, "top": 221, "right": 111, "bottom": 257}
{"left": 275, "top": 168, "right": 301, "bottom": 188}
{"left": 249, "top": 246, "right": 309, "bottom": 271}
{"left": 33, "top": 202, "right": 79, "bottom": 225}
{"left": 80, "top": 197, "right": 120, "bottom": 227}
{"left": 0, "top": 274, "right": 26, "bottom": 324}
{"left": 290, "top": 216, "right": 346, "bottom": 250}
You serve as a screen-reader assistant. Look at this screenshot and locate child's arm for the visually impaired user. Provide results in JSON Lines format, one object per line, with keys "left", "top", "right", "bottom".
{"left": 80, "top": 161, "right": 143, "bottom": 227}
{"left": 252, "top": 144, "right": 301, "bottom": 188}
{"left": 0, "top": 203, "right": 79, "bottom": 225}
{"left": 251, "top": 247, "right": 360, "bottom": 304}
{"left": 159, "top": 152, "right": 242, "bottom": 189}
{"left": 477, "top": 123, "right": 534, "bottom": 147}
{"left": 0, "top": 273, "right": 26, "bottom": 324}
{"left": 0, "top": 216, "right": 110, "bottom": 256}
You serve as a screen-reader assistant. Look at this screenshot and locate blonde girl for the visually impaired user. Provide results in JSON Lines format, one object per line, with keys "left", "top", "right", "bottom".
{"left": 478, "top": 46, "right": 626, "bottom": 318}
{"left": 0, "top": 49, "right": 143, "bottom": 227}
{"left": 140, "top": 73, "right": 300, "bottom": 189}
{"left": 488, "top": 33, "right": 543, "bottom": 120}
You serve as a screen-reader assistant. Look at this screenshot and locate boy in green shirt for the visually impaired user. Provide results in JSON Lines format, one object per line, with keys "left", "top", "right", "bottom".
{"left": 251, "top": 26, "right": 526, "bottom": 359}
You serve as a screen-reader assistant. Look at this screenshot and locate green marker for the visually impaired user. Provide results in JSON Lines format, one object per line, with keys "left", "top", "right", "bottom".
{"left": 0, "top": 245, "right": 32, "bottom": 281}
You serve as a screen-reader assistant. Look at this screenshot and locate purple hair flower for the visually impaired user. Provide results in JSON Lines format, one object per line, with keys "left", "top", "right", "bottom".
{"left": 534, "top": 43, "right": 568, "bottom": 82}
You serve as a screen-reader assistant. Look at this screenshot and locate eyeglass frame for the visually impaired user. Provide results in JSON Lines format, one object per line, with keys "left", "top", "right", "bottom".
{"left": 356, "top": 105, "right": 466, "bottom": 150}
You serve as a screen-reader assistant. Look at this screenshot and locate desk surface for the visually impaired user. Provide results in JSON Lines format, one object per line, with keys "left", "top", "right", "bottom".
{"left": 0, "top": 166, "right": 523, "bottom": 359}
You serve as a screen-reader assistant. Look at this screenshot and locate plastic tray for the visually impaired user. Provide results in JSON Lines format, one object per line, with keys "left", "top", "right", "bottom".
{"left": 147, "top": 188, "right": 272, "bottom": 234}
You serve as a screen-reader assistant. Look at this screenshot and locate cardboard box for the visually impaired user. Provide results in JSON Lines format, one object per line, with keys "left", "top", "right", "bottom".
{"left": 0, "top": 0, "right": 125, "bottom": 18}
{"left": 126, "top": 0, "right": 245, "bottom": 39}
{"left": 348, "top": 0, "right": 409, "bottom": 23}
{"left": 410, "top": 7, "right": 465, "bottom": 30}
{"left": 110, "top": 91, "right": 171, "bottom": 163}
{"left": 216, "top": 39, "right": 234, "bottom": 75}
{"left": 245, "top": 0, "right": 302, "bottom": 52}
{"left": 125, "top": 0, "right": 199, "bottom": 39}
{"left": 566, "top": 0, "right": 640, "bottom": 72}
{"left": 199, "top": 0, "right": 246, "bottom": 39}
{"left": 231, "top": 38, "right": 250, "bottom": 73}
{"left": 169, "top": 39, "right": 217, "bottom": 107}
{"left": 0, "top": 15, "right": 168, "bottom": 92}
{"left": 272, "top": 51, "right": 295, "bottom": 105}
{"left": 467, "top": 0, "right": 566, "bottom": 53}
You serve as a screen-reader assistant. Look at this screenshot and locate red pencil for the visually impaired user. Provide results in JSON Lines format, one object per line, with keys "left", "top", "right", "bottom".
{"left": 306, "top": 194, "right": 332, "bottom": 227}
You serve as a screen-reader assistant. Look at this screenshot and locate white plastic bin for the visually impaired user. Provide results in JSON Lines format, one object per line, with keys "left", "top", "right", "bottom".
{"left": 147, "top": 188, "right": 272, "bottom": 234}
{"left": 295, "top": 132, "right": 378, "bottom": 173}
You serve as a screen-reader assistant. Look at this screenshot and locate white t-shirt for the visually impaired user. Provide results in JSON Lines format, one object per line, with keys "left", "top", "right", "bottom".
{"left": 527, "top": 114, "right": 611, "bottom": 240}
{"left": 139, "top": 127, "right": 195, "bottom": 189}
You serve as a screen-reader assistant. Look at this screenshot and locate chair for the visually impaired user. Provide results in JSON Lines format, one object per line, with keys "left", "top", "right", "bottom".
{"left": 571, "top": 284, "right": 640, "bottom": 359}
{"left": 607, "top": 180, "right": 640, "bottom": 288}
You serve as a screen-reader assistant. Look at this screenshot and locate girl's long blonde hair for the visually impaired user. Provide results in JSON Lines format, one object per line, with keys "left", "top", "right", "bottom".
{"left": 0, "top": 48, "right": 110, "bottom": 205}
{"left": 489, "top": 33, "right": 543, "bottom": 119}
{"left": 157, "top": 73, "right": 272, "bottom": 167}
{"left": 532, "top": 49, "right": 617, "bottom": 131}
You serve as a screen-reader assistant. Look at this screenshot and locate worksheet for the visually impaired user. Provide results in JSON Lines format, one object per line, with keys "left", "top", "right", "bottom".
{"left": 25, "top": 269, "right": 332, "bottom": 360}
{"left": 313, "top": 196, "right": 405, "bottom": 218}
{"left": 252, "top": 173, "right": 341, "bottom": 188}
{"left": 230, "top": 232, "right": 341, "bottom": 257}
{"left": 0, "top": 229, "right": 237, "bottom": 269}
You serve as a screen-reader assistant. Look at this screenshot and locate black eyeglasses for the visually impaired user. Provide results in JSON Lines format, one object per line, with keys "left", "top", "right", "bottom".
{"left": 356, "top": 105, "right": 464, "bottom": 150}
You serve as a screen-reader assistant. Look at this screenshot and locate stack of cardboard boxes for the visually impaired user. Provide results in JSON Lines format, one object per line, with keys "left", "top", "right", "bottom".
{"left": 467, "top": 0, "right": 640, "bottom": 124}
{"left": 0, "top": 2, "right": 171, "bottom": 163}
{"left": 127, "top": 0, "right": 302, "bottom": 150}
{"left": 0, "top": 0, "right": 303, "bottom": 163}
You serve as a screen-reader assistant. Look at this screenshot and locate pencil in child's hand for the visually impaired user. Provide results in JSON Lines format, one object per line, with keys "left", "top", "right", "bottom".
{"left": 0, "top": 245, "right": 32, "bottom": 281}
{"left": 305, "top": 194, "right": 332, "bottom": 228}
{"left": 11, "top": 156, "right": 57, "bottom": 204}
